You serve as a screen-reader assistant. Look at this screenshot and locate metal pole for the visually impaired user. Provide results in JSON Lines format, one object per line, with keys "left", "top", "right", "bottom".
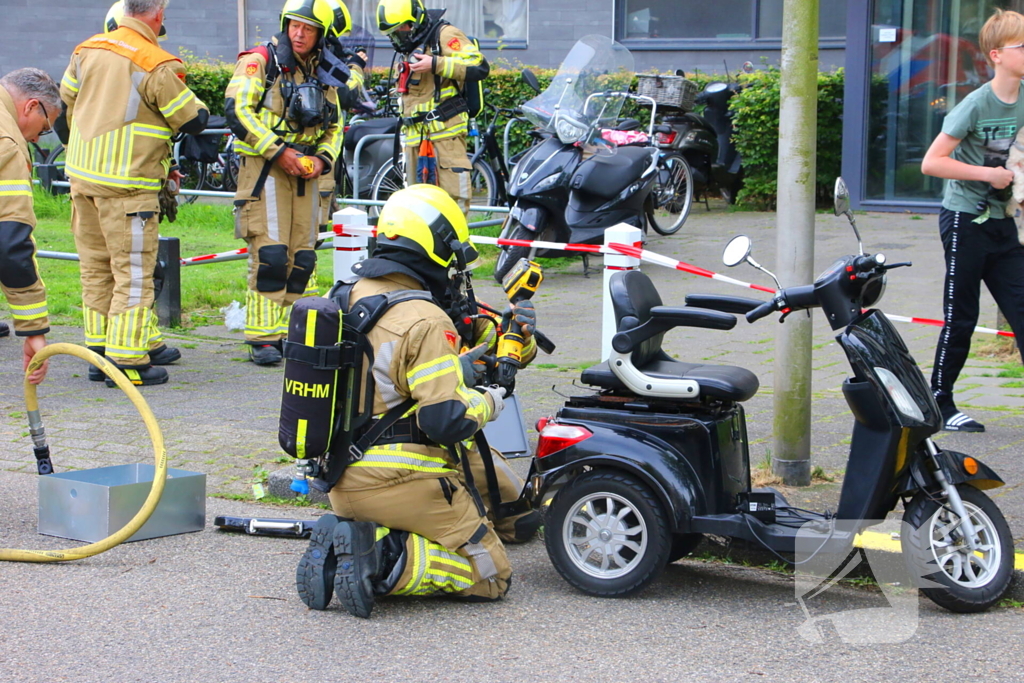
{"left": 156, "top": 236, "right": 181, "bottom": 329}
{"left": 772, "top": 0, "right": 819, "bottom": 487}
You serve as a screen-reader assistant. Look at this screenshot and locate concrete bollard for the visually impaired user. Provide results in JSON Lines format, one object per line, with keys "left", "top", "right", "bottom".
{"left": 332, "top": 206, "right": 370, "bottom": 282}
{"left": 601, "top": 224, "right": 643, "bottom": 360}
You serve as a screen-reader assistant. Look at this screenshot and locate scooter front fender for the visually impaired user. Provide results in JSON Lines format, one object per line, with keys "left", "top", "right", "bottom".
{"left": 897, "top": 449, "right": 1004, "bottom": 495}
{"left": 532, "top": 424, "right": 705, "bottom": 533}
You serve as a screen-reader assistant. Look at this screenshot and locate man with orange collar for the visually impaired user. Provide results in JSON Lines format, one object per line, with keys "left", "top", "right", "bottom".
{"left": 59, "top": 0, "right": 208, "bottom": 387}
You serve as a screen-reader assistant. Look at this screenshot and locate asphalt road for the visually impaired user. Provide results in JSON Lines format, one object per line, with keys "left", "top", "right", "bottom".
{"left": 2, "top": 204, "right": 1024, "bottom": 682}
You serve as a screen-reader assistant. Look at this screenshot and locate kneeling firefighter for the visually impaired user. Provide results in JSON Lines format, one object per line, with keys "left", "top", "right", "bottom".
{"left": 283, "top": 184, "right": 539, "bottom": 617}
{"left": 225, "top": 0, "right": 365, "bottom": 365}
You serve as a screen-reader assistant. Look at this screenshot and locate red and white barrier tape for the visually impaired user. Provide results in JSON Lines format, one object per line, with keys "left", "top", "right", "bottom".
{"left": 181, "top": 223, "right": 1013, "bottom": 339}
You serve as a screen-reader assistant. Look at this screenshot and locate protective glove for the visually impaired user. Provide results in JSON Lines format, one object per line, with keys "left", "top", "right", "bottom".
{"left": 510, "top": 300, "right": 536, "bottom": 338}
{"left": 478, "top": 384, "right": 506, "bottom": 422}
{"left": 158, "top": 181, "right": 178, "bottom": 224}
{"left": 459, "top": 343, "right": 488, "bottom": 385}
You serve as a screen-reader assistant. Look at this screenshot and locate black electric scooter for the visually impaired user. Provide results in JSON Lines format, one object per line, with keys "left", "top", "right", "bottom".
{"left": 523, "top": 178, "right": 1014, "bottom": 613}
{"left": 493, "top": 35, "right": 660, "bottom": 283}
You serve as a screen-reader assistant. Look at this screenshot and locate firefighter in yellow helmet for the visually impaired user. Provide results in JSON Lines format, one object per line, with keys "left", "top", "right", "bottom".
{"left": 59, "top": 0, "right": 209, "bottom": 387}
{"left": 296, "top": 184, "right": 540, "bottom": 618}
{"left": 225, "top": 0, "right": 364, "bottom": 365}
{"left": 104, "top": 0, "right": 167, "bottom": 39}
{"left": 377, "top": 0, "right": 489, "bottom": 214}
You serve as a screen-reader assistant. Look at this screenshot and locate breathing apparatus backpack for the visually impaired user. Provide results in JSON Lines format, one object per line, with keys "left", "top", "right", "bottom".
{"left": 278, "top": 282, "right": 434, "bottom": 492}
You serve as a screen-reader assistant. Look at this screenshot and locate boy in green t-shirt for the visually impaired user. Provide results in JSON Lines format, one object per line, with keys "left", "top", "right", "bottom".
{"left": 920, "top": 8, "right": 1024, "bottom": 432}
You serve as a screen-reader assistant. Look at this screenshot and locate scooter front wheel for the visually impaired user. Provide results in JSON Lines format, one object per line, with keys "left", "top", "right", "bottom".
{"left": 545, "top": 470, "right": 671, "bottom": 597}
{"left": 493, "top": 221, "right": 535, "bottom": 283}
{"left": 901, "top": 484, "right": 1013, "bottom": 613}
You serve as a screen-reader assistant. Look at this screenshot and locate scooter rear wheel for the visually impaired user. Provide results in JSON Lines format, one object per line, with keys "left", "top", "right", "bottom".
{"left": 545, "top": 470, "right": 671, "bottom": 597}
{"left": 647, "top": 152, "right": 693, "bottom": 236}
{"left": 901, "top": 484, "right": 1013, "bottom": 613}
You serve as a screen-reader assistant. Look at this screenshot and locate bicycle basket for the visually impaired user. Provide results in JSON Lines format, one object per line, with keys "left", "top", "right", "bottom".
{"left": 179, "top": 133, "right": 220, "bottom": 163}
{"left": 637, "top": 74, "right": 699, "bottom": 112}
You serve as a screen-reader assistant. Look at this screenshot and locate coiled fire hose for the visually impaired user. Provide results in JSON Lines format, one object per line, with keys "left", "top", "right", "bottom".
{"left": 0, "top": 343, "right": 167, "bottom": 562}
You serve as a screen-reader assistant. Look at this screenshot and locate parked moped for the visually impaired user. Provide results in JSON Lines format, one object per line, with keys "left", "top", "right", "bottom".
{"left": 524, "top": 177, "right": 1014, "bottom": 612}
{"left": 493, "top": 35, "right": 661, "bottom": 283}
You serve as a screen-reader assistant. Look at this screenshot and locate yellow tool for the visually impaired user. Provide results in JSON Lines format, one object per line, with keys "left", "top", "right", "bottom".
{"left": 298, "top": 155, "right": 316, "bottom": 175}
{"left": 495, "top": 259, "right": 544, "bottom": 390}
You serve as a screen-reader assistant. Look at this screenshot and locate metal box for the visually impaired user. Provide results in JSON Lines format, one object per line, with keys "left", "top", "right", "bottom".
{"left": 38, "top": 464, "right": 206, "bottom": 543}
{"left": 483, "top": 393, "right": 532, "bottom": 458}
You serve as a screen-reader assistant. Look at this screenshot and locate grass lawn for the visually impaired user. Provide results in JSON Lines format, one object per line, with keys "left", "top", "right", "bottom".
{"left": 4, "top": 189, "right": 535, "bottom": 330}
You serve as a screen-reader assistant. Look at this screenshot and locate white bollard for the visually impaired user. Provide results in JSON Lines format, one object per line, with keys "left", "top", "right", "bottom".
{"left": 332, "top": 206, "right": 370, "bottom": 282}
{"left": 602, "top": 224, "right": 644, "bottom": 361}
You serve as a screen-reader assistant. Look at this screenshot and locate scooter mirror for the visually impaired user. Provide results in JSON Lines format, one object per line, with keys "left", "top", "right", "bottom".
{"left": 834, "top": 177, "right": 851, "bottom": 217}
{"left": 521, "top": 69, "right": 542, "bottom": 94}
{"left": 723, "top": 235, "right": 752, "bottom": 267}
{"left": 742, "top": 61, "right": 755, "bottom": 74}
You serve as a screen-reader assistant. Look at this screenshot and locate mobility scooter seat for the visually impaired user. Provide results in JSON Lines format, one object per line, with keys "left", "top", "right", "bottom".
{"left": 581, "top": 270, "right": 759, "bottom": 402}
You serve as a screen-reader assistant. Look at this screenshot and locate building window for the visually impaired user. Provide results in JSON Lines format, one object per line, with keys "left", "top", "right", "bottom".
{"left": 617, "top": 0, "right": 846, "bottom": 45}
{"left": 351, "top": 0, "right": 527, "bottom": 50}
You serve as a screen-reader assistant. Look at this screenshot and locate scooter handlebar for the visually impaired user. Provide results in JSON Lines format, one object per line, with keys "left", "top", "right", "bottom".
{"left": 745, "top": 300, "right": 778, "bottom": 323}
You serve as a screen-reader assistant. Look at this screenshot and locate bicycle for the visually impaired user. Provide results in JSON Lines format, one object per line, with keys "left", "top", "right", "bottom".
{"left": 201, "top": 132, "right": 240, "bottom": 193}
{"left": 646, "top": 148, "right": 693, "bottom": 236}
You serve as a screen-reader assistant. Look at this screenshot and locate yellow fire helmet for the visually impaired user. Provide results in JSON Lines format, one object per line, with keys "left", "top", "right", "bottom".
{"left": 105, "top": 0, "right": 168, "bottom": 40}
{"left": 377, "top": 184, "right": 479, "bottom": 270}
{"left": 324, "top": 0, "right": 353, "bottom": 38}
{"left": 376, "top": 0, "right": 430, "bottom": 53}
{"left": 280, "top": 0, "right": 335, "bottom": 36}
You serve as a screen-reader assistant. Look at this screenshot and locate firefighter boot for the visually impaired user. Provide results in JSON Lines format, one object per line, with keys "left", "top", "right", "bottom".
{"left": 333, "top": 520, "right": 383, "bottom": 618}
{"left": 88, "top": 346, "right": 107, "bottom": 382}
{"left": 0, "top": 321, "right": 9, "bottom": 337}
{"left": 148, "top": 345, "right": 182, "bottom": 365}
{"left": 104, "top": 364, "right": 169, "bottom": 388}
{"left": 247, "top": 340, "right": 282, "bottom": 366}
{"left": 296, "top": 514, "right": 344, "bottom": 610}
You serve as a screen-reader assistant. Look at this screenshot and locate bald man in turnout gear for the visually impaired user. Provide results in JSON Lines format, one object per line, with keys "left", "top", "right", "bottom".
{"left": 226, "top": 0, "right": 363, "bottom": 365}
{"left": 378, "top": 0, "right": 488, "bottom": 214}
{"left": 0, "top": 68, "right": 59, "bottom": 386}
{"left": 295, "top": 184, "right": 540, "bottom": 618}
{"left": 59, "top": 0, "right": 209, "bottom": 387}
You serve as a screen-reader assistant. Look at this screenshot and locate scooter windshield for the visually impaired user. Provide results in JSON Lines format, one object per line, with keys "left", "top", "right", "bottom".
{"left": 521, "top": 34, "right": 635, "bottom": 145}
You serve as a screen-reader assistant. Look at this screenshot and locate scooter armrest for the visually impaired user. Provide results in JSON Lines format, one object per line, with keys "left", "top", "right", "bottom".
{"left": 612, "top": 306, "right": 736, "bottom": 353}
{"left": 685, "top": 294, "right": 765, "bottom": 314}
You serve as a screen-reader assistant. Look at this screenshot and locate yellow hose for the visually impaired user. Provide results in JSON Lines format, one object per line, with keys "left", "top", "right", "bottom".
{"left": 0, "top": 343, "right": 167, "bottom": 562}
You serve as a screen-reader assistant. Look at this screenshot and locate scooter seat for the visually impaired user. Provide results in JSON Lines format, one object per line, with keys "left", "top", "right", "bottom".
{"left": 343, "top": 117, "right": 399, "bottom": 153}
{"left": 581, "top": 358, "right": 759, "bottom": 402}
{"left": 569, "top": 146, "right": 656, "bottom": 199}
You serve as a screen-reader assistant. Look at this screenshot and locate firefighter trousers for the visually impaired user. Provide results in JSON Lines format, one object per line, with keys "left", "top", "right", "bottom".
{"left": 403, "top": 135, "right": 472, "bottom": 214}
{"left": 329, "top": 449, "right": 511, "bottom": 601}
{"left": 234, "top": 155, "right": 320, "bottom": 342}
{"left": 70, "top": 190, "right": 165, "bottom": 366}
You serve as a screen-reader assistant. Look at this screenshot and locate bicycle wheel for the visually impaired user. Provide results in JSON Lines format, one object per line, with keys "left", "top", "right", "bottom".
{"left": 369, "top": 157, "right": 406, "bottom": 217}
{"left": 646, "top": 152, "right": 693, "bottom": 236}
{"left": 176, "top": 158, "right": 204, "bottom": 205}
{"left": 41, "top": 143, "right": 69, "bottom": 195}
{"left": 469, "top": 158, "right": 498, "bottom": 209}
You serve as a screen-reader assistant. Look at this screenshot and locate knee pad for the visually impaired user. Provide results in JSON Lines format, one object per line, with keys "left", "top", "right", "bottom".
{"left": 256, "top": 244, "right": 288, "bottom": 292}
{"left": 286, "top": 249, "right": 317, "bottom": 294}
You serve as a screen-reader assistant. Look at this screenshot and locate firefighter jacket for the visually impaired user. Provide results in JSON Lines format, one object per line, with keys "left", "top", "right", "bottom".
{"left": 400, "top": 22, "right": 486, "bottom": 147}
{"left": 225, "top": 35, "right": 354, "bottom": 173}
{"left": 347, "top": 272, "right": 496, "bottom": 476}
{"left": 0, "top": 87, "right": 48, "bottom": 336}
{"left": 59, "top": 17, "right": 207, "bottom": 197}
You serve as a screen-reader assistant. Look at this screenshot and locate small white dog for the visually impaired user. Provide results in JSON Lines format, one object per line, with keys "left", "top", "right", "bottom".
{"left": 1006, "top": 131, "right": 1024, "bottom": 244}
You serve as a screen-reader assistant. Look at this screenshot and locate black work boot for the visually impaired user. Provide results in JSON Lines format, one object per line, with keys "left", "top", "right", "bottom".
{"left": 148, "top": 345, "right": 182, "bottom": 365}
{"left": 296, "top": 514, "right": 343, "bottom": 610}
{"left": 333, "top": 520, "right": 383, "bottom": 618}
{"left": 87, "top": 346, "right": 107, "bottom": 382}
{"left": 0, "top": 321, "right": 9, "bottom": 338}
{"left": 104, "top": 363, "right": 169, "bottom": 388}
{"left": 248, "top": 341, "right": 282, "bottom": 366}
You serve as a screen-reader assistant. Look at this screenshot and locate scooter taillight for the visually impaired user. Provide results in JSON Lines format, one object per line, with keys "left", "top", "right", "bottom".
{"left": 536, "top": 423, "right": 593, "bottom": 458}
{"left": 655, "top": 131, "right": 677, "bottom": 146}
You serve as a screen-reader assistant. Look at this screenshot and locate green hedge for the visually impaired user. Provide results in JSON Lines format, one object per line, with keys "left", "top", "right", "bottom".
{"left": 182, "top": 59, "right": 850, "bottom": 209}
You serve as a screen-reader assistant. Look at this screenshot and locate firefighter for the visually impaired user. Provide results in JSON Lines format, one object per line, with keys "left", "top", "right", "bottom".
{"left": 0, "top": 68, "right": 58, "bottom": 385}
{"left": 59, "top": 0, "right": 209, "bottom": 387}
{"left": 225, "top": 0, "right": 360, "bottom": 365}
{"left": 296, "top": 184, "right": 538, "bottom": 618}
{"left": 377, "top": 0, "right": 489, "bottom": 213}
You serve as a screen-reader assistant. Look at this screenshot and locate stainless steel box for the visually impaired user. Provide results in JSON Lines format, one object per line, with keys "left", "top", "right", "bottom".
{"left": 38, "top": 464, "right": 206, "bottom": 543}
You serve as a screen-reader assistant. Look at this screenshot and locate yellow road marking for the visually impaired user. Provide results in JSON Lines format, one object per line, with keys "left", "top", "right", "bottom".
{"left": 855, "top": 530, "right": 1024, "bottom": 570}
